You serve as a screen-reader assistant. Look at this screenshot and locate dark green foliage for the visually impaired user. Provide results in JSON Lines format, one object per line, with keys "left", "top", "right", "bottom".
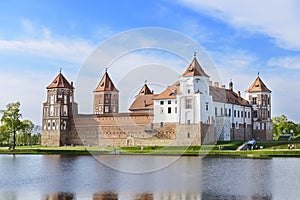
{"left": 272, "top": 115, "right": 300, "bottom": 140}
{"left": 0, "top": 102, "right": 37, "bottom": 149}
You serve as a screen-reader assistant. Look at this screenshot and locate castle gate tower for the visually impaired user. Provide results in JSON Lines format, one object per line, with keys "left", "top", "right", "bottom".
{"left": 41, "top": 71, "right": 77, "bottom": 146}
{"left": 93, "top": 70, "right": 119, "bottom": 114}
{"left": 245, "top": 75, "right": 272, "bottom": 140}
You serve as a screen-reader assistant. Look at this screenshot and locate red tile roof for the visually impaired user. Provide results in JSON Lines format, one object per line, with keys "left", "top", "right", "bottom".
{"left": 182, "top": 58, "right": 209, "bottom": 77}
{"left": 137, "top": 84, "right": 153, "bottom": 95}
{"left": 129, "top": 94, "right": 157, "bottom": 111}
{"left": 210, "top": 86, "right": 250, "bottom": 106}
{"left": 154, "top": 81, "right": 180, "bottom": 100}
{"left": 94, "top": 72, "right": 119, "bottom": 92}
{"left": 245, "top": 76, "right": 271, "bottom": 93}
{"left": 47, "top": 72, "right": 73, "bottom": 89}
{"left": 129, "top": 84, "right": 156, "bottom": 111}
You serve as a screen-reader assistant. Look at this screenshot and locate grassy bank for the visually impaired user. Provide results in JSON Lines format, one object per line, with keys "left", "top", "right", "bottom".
{"left": 0, "top": 145, "right": 113, "bottom": 155}
{"left": 1, "top": 141, "right": 300, "bottom": 157}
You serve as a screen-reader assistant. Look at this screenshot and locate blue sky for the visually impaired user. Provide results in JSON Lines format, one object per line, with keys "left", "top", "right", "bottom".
{"left": 0, "top": 0, "right": 300, "bottom": 124}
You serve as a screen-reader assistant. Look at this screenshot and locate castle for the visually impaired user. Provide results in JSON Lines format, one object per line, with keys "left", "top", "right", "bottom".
{"left": 41, "top": 57, "right": 272, "bottom": 146}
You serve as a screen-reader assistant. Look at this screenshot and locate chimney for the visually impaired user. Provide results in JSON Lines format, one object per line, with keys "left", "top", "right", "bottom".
{"left": 209, "top": 81, "right": 212, "bottom": 86}
{"left": 238, "top": 91, "right": 241, "bottom": 97}
{"left": 214, "top": 82, "right": 219, "bottom": 88}
{"left": 229, "top": 80, "right": 233, "bottom": 91}
{"left": 221, "top": 84, "right": 226, "bottom": 89}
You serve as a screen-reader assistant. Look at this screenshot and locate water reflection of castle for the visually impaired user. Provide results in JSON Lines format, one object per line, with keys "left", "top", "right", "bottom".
{"left": 41, "top": 57, "right": 272, "bottom": 146}
{"left": 44, "top": 191, "right": 271, "bottom": 200}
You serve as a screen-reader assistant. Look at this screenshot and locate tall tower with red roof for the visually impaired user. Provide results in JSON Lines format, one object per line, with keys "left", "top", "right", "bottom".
{"left": 245, "top": 75, "right": 272, "bottom": 140}
{"left": 93, "top": 70, "right": 119, "bottom": 114}
{"left": 41, "top": 71, "right": 78, "bottom": 146}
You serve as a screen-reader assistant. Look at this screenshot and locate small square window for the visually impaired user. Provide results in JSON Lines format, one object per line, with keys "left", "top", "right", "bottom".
{"left": 160, "top": 101, "right": 164, "bottom": 105}
{"left": 168, "top": 100, "right": 171, "bottom": 104}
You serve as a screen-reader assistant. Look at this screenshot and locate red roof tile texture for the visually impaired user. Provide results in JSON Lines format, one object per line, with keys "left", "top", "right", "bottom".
{"left": 154, "top": 81, "right": 180, "bottom": 100}
{"left": 210, "top": 86, "right": 250, "bottom": 106}
{"left": 47, "top": 72, "right": 73, "bottom": 89}
{"left": 182, "top": 58, "right": 209, "bottom": 77}
{"left": 245, "top": 76, "right": 271, "bottom": 93}
{"left": 94, "top": 72, "right": 119, "bottom": 92}
{"left": 129, "top": 84, "right": 156, "bottom": 111}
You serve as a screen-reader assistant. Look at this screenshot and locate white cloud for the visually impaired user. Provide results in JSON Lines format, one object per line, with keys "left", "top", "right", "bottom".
{"left": 178, "top": 0, "right": 300, "bottom": 50}
{"left": 0, "top": 19, "right": 95, "bottom": 63}
{"left": 207, "top": 49, "right": 259, "bottom": 86}
{"left": 0, "top": 71, "right": 51, "bottom": 125}
{"left": 0, "top": 38, "right": 94, "bottom": 63}
{"left": 268, "top": 56, "right": 300, "bottom": 70}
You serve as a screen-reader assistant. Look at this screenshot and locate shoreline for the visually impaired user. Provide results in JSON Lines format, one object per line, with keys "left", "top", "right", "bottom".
{"left": 1, "top": 146, "right": 300, "bottom": 158}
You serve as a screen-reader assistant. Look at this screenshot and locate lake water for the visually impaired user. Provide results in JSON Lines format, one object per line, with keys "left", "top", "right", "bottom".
{"left": 0, "top": 155, "right": 299, "bottom": 200}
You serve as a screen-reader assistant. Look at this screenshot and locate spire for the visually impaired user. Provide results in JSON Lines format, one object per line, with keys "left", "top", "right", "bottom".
{"left": 94, "top": 71, "right": 119, "bottom": 92}
{"left": 182, "top": 57, "right": 209, "bottom": 77}
{"left": 245, "top": 76, "right": 271, "bottom": 93}
{"left": 47, "top": 72, "right": 73, "bottom": 89}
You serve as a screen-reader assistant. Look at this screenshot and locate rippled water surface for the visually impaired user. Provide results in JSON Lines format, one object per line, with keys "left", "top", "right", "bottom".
{"left": 0, "top": 155, "right": 299, "bottom": 199}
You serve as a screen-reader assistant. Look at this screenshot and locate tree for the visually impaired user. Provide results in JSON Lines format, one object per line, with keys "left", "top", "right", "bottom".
{"left": 0, "top": 125, "right": 10, "bottom": 145}
{"left": 272, "top": 115, "right": 298, "bottom": 139}
{"left": 31, "top": 125, "right": 42, "bottom": 144}
{"left": 0, "top": 102, "right": 23, "bottom": 150}
{"left": 20, "top": 120, "right": 34, "bottom": 145}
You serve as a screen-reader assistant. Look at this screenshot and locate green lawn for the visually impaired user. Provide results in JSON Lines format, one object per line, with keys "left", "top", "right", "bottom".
{"left": 1, "top": 141, "right": 300, "bottom": 157}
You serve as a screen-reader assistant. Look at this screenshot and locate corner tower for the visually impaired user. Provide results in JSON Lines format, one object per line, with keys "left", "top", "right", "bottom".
{"left": 245, "top": 75, "right": 272, "bottom": 140}
{"left": 41, "top": 71, "right": 77, "bottom": 146}
{"left": 93, "top": 70, "right": 119, "bottom": 114}
{"left": 178, "top": 57, "right": 213, "bottom": 124}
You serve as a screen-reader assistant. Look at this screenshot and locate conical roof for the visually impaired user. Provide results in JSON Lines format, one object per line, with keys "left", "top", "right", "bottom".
{"left": 182, "top": 57, "right": 209, "bottom": 77}
{"left": 94, "top": 72, "right": 119, "bottom": 92}
{"left": 245, "top": 76, "right": 271, "bottom": 93}
{"left": 47, "top": 72, "right": 73, "bottom": 89}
